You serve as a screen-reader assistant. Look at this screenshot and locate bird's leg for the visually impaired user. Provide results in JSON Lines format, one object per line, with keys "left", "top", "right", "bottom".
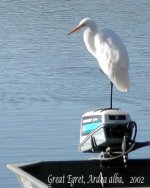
{"left": 110, "top": 82, "right": 113, "bottom": 109}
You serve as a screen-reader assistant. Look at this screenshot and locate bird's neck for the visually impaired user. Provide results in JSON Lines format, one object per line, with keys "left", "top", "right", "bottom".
{"left": 83, "top": 29, "right": 97, "bottom": 58}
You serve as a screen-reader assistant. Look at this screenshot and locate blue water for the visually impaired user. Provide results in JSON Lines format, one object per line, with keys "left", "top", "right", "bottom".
{"left": 0, "top": 1, "right": 150, "bottom": 187}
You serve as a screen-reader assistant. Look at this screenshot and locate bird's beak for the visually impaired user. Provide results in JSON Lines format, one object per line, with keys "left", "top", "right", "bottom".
{"left": 67, "top": 24, "right": 83, "bottom": 35}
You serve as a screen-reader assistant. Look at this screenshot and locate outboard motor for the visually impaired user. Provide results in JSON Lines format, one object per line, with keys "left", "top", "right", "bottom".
{"left": 79, "top": 108, "right": 137, "bottom": 160}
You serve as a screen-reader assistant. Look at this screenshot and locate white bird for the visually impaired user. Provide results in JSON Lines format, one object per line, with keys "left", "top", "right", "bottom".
{"left": 67, "top": 18, "right": 130, "bottom": 108}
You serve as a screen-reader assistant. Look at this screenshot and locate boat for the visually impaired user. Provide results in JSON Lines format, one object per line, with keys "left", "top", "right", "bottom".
{"left": 7, "top": 158, "right": 150, "bottom": 188}
{"left": 7, "top": 108, "right": 150, "bottom": 188}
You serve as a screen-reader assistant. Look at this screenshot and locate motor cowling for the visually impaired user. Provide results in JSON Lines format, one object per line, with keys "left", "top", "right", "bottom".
{"left": 79, "top": 108, "right": 134, "bottom": 153}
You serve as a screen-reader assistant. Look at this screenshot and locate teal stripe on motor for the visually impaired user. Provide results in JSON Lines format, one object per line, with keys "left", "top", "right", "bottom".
{"left": 82, "top": 122, "right": 100, "bottom": 135}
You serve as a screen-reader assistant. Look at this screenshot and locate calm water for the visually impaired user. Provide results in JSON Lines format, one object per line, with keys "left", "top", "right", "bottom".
{"left": 0, "top": 0, "right": 150, "bottom": 187}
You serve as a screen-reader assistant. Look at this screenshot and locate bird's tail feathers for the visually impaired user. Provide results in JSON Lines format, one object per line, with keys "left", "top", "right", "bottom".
{"left": 111, "top": 71, "right": 130, "bottom": 92}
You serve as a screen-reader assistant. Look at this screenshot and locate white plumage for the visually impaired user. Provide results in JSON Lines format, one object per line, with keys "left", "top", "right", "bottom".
{"left": 68, "top": 18, "right": 130, "bottom": 92}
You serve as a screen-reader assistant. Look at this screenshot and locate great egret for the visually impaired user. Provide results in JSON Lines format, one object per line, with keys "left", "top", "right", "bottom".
{"left": 67, "top": 18, "right": 130, "bottom": 108}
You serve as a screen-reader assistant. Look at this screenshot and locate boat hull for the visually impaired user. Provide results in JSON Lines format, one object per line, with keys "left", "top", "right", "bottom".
{"left": 7, "top": 159, "right": 150, "bottom": 188}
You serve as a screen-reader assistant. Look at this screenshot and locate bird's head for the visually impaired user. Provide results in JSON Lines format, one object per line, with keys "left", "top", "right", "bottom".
{"left": 67, "top": 18, "right": 98, "bottom": 35}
